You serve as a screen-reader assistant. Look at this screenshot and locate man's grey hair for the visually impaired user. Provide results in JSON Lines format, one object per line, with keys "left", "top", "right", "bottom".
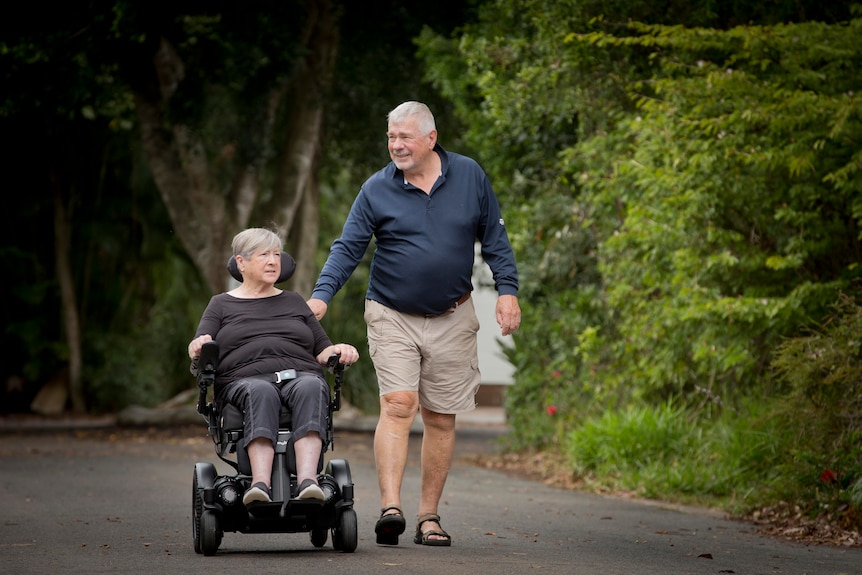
{"left": 388, "top": 101, "right": 436, "bottom": 136}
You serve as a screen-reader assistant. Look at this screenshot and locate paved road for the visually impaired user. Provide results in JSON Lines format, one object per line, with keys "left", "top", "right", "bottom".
{"left": 1, "top": 424, "right": 859, "bottom": 575}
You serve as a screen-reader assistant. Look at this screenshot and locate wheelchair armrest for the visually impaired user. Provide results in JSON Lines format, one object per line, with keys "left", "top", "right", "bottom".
{"left": 195, "top": 341, "right": 219, "bottom": 415}
{"left": 326, "top": 354, "right": 346, "bottom": 413}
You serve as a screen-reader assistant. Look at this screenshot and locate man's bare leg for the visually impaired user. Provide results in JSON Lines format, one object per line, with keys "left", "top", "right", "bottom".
{"left": 375, "top": 391, "right": 419, "bottom": 513}
{"left": 417, "top": 406, "right": 456, "bottom": 542}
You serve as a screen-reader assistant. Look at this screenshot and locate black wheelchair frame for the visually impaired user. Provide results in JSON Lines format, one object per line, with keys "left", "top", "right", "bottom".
{"left": 191, "top": 340, "right": 358, "bottom": 555}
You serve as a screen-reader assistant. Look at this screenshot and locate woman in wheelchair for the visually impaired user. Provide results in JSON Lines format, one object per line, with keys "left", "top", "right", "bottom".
{"left": 187, "top": 228, "right": 359, "bottom": 508}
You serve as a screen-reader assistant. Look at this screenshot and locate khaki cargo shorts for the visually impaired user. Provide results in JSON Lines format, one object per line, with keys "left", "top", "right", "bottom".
{"left": 364, "top": 298, "right": 481, "bottom": 414}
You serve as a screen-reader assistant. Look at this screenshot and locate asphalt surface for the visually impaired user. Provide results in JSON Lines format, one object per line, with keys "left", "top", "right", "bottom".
{"left": 1, "top": 417, "right": 860, "bottom": 575}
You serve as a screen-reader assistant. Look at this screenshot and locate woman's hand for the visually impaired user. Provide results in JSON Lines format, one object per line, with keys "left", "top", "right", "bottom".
{"left": 317, "top": 344, "right": 359, "bottom": 366}
{"left": 188, "top": 334, "right": 213, "bottom": 359}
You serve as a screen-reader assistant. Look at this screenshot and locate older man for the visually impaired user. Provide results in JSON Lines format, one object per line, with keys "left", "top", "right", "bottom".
{"left": 308, "top": 101, "right": 520, "bottom": 547}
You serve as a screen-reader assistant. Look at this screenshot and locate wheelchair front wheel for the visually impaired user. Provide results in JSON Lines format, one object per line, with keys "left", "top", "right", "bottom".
{"left": 200, "top": 510, "right": 222, "bottom": 556}
{"left": 192, "top": 474, "right": 203, "bottom": 554}
{"left": 332, "top": 507, "right": 357, "bottom": 553}
{"left": 310, "top": 527, "right": 328, "bottom": 548}
{"left": 192, "top": 462, "right": 216, "bottom": 554}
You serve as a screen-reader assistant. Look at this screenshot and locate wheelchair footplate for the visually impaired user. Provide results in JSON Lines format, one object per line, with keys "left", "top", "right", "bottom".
{"left": 281, "top": 498, "right": 325, "bottom": 519}
{"left": 245, "top": 501, "right": 282, "bottom": 519}
{"left": 246, "top": 498, "right": 324, "bottom": 520}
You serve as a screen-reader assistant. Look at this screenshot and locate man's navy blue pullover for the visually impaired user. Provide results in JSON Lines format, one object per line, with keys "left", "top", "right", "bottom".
{"left": 311, "top": 145, "right": 519, "bottom": 316}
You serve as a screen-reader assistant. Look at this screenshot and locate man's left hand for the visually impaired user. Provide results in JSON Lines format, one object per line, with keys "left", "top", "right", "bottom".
{"left": 496, "top": 294, "right": 521, "bottom": 336}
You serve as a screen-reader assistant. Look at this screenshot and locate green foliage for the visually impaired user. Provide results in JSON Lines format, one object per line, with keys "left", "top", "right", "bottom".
{"left": 1, "top": 0, "right": 477, "bottom": 413}
{"left": 850, "top": 478, "right": 862, "bottom": 509}
{"left": 567, "top": 402, "right": 691, "bottom": 477}
{"left": 420, "top": 0, "right": 862, "bottom": 530}
{"left": 563, "top": 401, "right": 796, "bottom": 512}
{"left": 84, "top": 240, "right": 210, "bottom": 412}
{"left": 503, "top": 287, "right": 610, "bottom": 449}
{"left": 563, "top": 384, "right": 860, "bottom": 523}
{"left": 770, "top": 291, "right": 862, "bottom": 501}
{"left": 420, "top": 0, "right": 862, "bottom": 450}
{"left": 0, "top": 5, "right": 135, "bottom": 125}
{"left": 579, "top": 14, "right": 862, "bottom": 404}
{"left": 327, "top": 0, "right": 476, "bottom": 173}
{"left": 772, "top": 292, "right": 862, "bottom": 420}
{"left": 2, "top": 2, "right": 201, "bottom": 410}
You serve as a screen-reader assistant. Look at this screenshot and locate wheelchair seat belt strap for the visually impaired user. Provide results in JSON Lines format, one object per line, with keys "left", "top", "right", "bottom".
{"left": 271, "top": 369, "right": 297, "bottom": 383}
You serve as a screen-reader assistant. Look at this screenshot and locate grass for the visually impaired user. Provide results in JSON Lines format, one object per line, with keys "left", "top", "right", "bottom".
{"left": 562, "top": 401, "right": 805, "bottom": 514}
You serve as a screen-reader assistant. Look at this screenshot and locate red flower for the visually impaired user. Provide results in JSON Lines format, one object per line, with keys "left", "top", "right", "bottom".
{"left": 820, "top": 469, "right": 838, "bottom": 484}
{"left": 546, "top": 405, "right": 558, "bottom": 416}
{"left": 552, "top": 370, "right": 562, "bottom": 379}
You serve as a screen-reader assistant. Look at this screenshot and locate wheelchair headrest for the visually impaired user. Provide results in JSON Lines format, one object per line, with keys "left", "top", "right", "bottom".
{"left": 227, "top": 252, "right": 297, "bottom": 283}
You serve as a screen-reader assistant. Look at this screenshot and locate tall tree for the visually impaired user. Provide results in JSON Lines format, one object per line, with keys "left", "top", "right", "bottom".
{"left": 1, "top": 0, "right": 479, "bottom": 413}
{"left": 1, "top": 3, "right": 139, "bottom": 412}
{"left": 124, "top": 1, "right": 340, "bottom": 295}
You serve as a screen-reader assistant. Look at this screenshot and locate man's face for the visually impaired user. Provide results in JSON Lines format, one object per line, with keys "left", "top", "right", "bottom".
{"left": 387, "top": 117, "right": 436, "bottom": 176}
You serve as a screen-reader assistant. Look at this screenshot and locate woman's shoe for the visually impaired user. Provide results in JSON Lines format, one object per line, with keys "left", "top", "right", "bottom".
{"left": 413, "top": 513, "right": 451, "bottom": 546}
{"left": 296, "top": 478, "right": 325, "bottom": 500}
{"left": 375, "top": 506, "right": 406, "bottom": 545}
{"left": 242, "top": 482, "right": 272, "bottom": 506}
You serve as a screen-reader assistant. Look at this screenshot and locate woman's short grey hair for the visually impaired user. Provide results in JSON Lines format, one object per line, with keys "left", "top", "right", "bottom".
{"left": 387, "top": 101, "right": 436, "bottom": 136}
{"left": 232, "top": 228, "right": 282, "bottom": 258}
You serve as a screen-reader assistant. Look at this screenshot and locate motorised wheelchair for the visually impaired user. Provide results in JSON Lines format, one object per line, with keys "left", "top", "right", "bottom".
{"left": 190, "top": 254, "right": 358, "bottom": 556}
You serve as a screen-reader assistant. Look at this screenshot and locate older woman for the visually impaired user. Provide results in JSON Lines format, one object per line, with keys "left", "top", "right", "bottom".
{"left": 188, "top": 228, "right": 359, "bottom": 505}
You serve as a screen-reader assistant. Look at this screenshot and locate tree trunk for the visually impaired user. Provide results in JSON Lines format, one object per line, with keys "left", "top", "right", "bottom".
{"left": 133, "top": 37, "right": 235, "bottom": 295}
{"left": 261, "top": 0, "right": 339, "bottom": 296}
{"left": 134, "top": 2, "right": 340, "bottom": 296}
{"left": 51, "top": 170, "right": 85, "bottom": 412}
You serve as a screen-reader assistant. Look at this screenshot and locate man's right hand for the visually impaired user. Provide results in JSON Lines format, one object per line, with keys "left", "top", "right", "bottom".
{"left": 306, "top": 298, "right": 328, "bottom": 321}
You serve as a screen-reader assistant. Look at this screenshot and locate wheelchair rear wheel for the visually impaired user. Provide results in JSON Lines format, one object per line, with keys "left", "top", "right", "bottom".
{"left": 326, "top": 458, "right": 352, "bottom": 491}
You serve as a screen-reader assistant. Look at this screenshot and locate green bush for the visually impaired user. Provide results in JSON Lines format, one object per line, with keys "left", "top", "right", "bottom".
{"left": 563, "top": 400, "right": 791, "bottom": 510}
{"left": 502, "top": 287, "right": 610, "bottom": 450}
{"left": 556, "top": 304, "right": 862, "bottom": 528}
{"left": 770, "top": 291, "right": 862, "bottom": 519}
{"left": 85, "top": 251, "right": 208, "bottom": 411}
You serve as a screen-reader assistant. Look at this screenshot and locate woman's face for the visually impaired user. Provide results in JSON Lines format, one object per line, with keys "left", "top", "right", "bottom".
{"left": 238, "top": 246, "right": 281, "bottom": 285}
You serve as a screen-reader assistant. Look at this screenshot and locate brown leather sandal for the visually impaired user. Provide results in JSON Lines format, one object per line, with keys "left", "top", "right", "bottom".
{"left": 413, "top": 513, "right": 452, "bottom": 546}
{"left": 375, "top": 506, "right": 406, "bottom": 545}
